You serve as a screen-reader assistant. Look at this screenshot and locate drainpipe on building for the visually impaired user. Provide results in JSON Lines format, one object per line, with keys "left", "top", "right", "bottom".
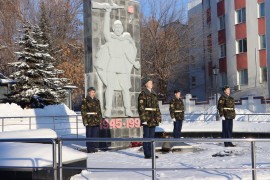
{"left": 212, "top": 66, "right": 219, "bottom": 121}
{"left": 266, "top": 1, "right": 270, "bottom": 98}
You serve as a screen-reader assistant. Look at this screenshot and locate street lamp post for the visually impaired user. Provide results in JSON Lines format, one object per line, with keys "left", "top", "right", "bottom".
{"left": 212, "top": 66, "right": 219, "bottom": 121}
{"left": 63, "top": 85, "right": 77, "bottom": 110}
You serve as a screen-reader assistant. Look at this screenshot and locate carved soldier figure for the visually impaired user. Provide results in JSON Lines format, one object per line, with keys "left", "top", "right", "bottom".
{"left": 169, "top": 90, "right": 185, "bottom": 138}
{"left": 94, "top": 1, "right": 140, "bottom": 117}
{"left": 217, "top": 85, "right": 236, "bottom": 147}
{"left": 81, "top": 87, "right": 103, "bottom": 153}
{"left": 138, "top": 77, "right": 161, "bottom": 159}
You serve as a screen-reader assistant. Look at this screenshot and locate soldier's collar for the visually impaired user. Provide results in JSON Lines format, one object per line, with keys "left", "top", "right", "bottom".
{"left": 223, "top": 93, "right": 230, "bottom": 97}
{"left": 142, "top": 88, "right": 157, "bottom": 95}
{"left": 86, "top": 96, "right": 96, "bottom": 101}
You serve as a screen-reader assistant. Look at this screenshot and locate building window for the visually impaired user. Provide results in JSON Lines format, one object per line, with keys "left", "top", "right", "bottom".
{"left": 237, "top": 38, "right": 247, "bottom": 53}
{"left": 220, "top": 44, "right": 226, "bottom": 58}
{"left": 236, "top": 8, "right": 246, "bottom": 24}
{"left": 191, "top": 76, "right": 196, "bottom": 87}
{"left": 239, "top": 69, "right": 248, "bottom": 85}
{"left": 260, "top": 67, "right": 267, "bottom": 82}
{"left": 207, "top": 8, "right": 211, "bottom": 23}
{"left": 259, "top": 2, "right": 265, "bottom": 18}
{"left": 218, "top": 15, "right": 225, "bottom": 30}
{"left": 220, "top": 73, "right": 227, "bottom": 87}
{"left": 260, "top": 35, "right": 266, "bottom": 49}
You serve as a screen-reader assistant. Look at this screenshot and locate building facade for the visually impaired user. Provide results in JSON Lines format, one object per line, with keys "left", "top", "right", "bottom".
{"left": 188, "top": 0, "right": 269, "bottom": 100}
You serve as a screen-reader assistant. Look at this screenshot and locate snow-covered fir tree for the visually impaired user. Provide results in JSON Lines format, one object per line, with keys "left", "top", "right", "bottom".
{"left": 38, "top": 1, "right": 52, "bottom": 55}
{"left": 5, "top": 24, "right": 68, "bottom": 108}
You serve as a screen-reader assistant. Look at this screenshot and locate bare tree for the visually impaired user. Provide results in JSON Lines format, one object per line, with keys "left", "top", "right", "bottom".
{"left": 0, "top": 0, "right": 22, "bottom": 74}
{"left": 0, "top": 0, "right": 84, "bottom": 109}
{"left": 140, "top": 0, "right": 193, "bottom": 98}
{"left": 0, "top": 0, "right": 46, "bottom": 75}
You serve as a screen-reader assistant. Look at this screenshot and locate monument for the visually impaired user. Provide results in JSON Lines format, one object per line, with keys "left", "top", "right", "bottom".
{"left": 83, "top": 0, "right": 141, "bottom": 118}
{"left": 94, "top": 2, "right": 140, "bottom": 117}
{"left": 83, "top": 0, "right": 142, "bottom": 147}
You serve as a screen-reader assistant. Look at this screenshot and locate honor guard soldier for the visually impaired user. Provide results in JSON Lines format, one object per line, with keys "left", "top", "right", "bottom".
{"left": 81, "top": 87, "right": 103, "bottom": 153}
{"left": 217, "top": 85, "right": 236, "bottom": 147}
{"left": 169, "top": 90, "right": 185, "bottom": 138}
{"left": 138, "top": 77, "right": 162, "bottom": 159}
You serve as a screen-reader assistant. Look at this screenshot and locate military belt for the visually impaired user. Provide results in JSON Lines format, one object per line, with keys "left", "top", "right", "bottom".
{"left": 87, "top": 112, "right": 97, "bottom": 115}
{"left": 175, "top": 110, "right": 183, "bottom": 113}
{"left": 145, "top": 108, "right": 156, "bottom": 111}
{"left": 223, "top": 108, "right": 234, "bottom": 110}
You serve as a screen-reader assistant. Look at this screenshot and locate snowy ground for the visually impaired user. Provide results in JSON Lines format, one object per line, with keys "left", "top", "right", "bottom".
{"left": 71, "top": 142, "right": 270, "bottom": 180}
{"left": 1, "top": 103, "right": 270, "bottom": 179}
{"left": 0, "top": 142, "right": 87, "bottom": 169}
{"left": 69, "top": 105, "right": 270, "bottom": 179}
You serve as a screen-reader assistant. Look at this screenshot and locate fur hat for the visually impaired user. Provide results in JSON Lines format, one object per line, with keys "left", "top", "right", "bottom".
{"left": 87, "top": 87, "right": 96, "bottom": 92}
{"left": 222, "top": 85, "right": 230, "bottom": 91}
{"left": 142, "top": 77, "right": 152, "bottom": 85}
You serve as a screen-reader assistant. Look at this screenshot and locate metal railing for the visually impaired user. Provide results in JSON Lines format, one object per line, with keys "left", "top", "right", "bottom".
{"left": 57, "top": 138, "right": 268, "bottom": 180}
{"left": 1, "top": 137, "right": 270, "bottom": 179}
{"left": 164, "top": 113, "right": 270, "bottom": 122}
{"left": 0, "top": 115, "right": 83, "bottom": 137}
{"left": 0, "top": 138, "right": 57, "bottom": 180}
{"left": 1, "top": 113, "right": 270, "bottom": 134}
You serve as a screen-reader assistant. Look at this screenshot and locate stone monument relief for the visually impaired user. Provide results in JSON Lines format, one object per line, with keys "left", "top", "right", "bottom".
{"left": 84, "top": 0, "right": 141, "bottom": 118}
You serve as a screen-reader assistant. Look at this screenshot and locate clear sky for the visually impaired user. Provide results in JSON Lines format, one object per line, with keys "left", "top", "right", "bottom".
{"left": 138, "top": 0, "right": 189, "bottom": 23}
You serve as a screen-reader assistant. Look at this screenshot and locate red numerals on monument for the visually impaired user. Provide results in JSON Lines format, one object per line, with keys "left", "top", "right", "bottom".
{"left": 100, "top": 118, "right": 140, "bottom": 129}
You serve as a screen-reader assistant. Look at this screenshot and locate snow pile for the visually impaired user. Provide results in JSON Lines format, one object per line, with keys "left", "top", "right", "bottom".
{"left": 0, "top": 103, "right": 79, "bottom": 136}
{"left": 0, "top": 129, "right": 86, "bottom": 170}
{"left": 0, "top": 142, "right": 87, "bottom": 168}
{"left": 0, "top": 103, "right": 76, "bottom": 117}
{"left": 0, "top": 129, "right": 57, "bottom": 139}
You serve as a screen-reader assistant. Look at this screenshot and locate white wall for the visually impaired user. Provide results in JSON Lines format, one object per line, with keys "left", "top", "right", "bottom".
{"left": 246, "top": 0, "right": 260, "bottom": 88}
{"left": 188, "top": 0, "right": 207, "bottom": 100}
{"left": 224, "top": 0, "right": 237, "bottom": 88}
